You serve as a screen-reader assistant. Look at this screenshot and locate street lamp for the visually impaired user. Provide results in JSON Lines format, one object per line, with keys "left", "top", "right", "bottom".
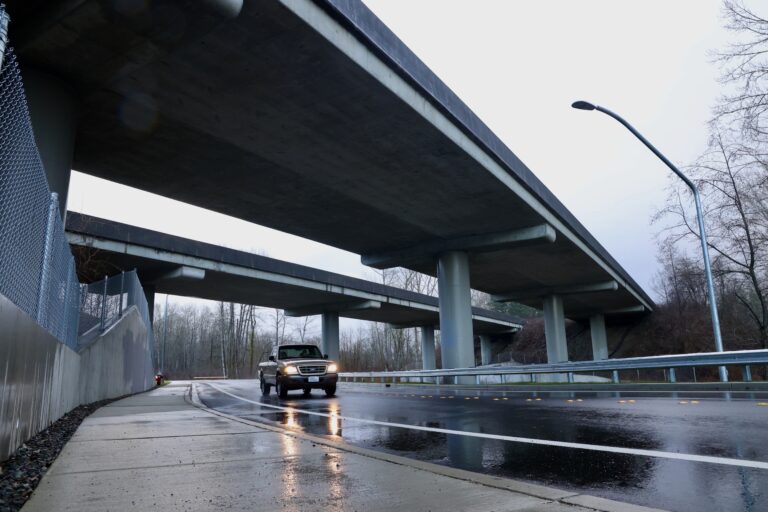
{"left": 572, "top": 100, "right": 727, "bottom": 382}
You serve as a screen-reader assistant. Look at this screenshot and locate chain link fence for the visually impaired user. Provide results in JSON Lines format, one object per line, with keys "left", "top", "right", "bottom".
{"left": 0, "top": 46, "right": 81, "bottom": 349}
{"left": 79, "top": 271, "right": 156, "bottom": 360}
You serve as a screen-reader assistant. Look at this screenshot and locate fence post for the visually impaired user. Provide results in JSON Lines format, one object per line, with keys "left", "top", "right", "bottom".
{"left": 100, "top": 275, "right": 108, "bottom": 331}
{"left": 62, "top": 264, "right": 73, "bottom": 345}
{"left": 119, "top": 271, "right": 125, "bottom": 316}
{"left": 744, "top": 365, "right": 752, "bottom": 382}
{"left": 36, "top": 193, "right": 59, "bottom": 326}
{"left": 0, "top": 5, "right": 10, "bottom": 73}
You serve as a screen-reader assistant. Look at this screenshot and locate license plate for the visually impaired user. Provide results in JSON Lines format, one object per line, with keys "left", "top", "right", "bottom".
{"left": 308, "top": 376, "right": 320, "bottom": 383}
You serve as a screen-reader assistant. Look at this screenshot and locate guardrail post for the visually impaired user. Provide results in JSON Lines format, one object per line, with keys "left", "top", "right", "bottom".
{"left": 567, "top": 372, "right": 574, "bottom": 383}
{"left": 100, "top": 275, "right": 107, "bottom": 331}
{"left": 744, "top": 365, "right": 752, "bottom": 382}
{"left": 692, "top": 367, "right": 697, "bottom": 383}
{"left": 612, "top": 370, "right": 620, "bottom": 384}
{"left": 36, "top": 193, "right": 59, "bottom": 326}
{"left": 119, "top": 271, "right": 125, "bottom": 316}
{"left": 475, "top": 375, "right": 480, "bottom": 385}
{"left": 669, "top": 368, "right": 676, "bottom": 384}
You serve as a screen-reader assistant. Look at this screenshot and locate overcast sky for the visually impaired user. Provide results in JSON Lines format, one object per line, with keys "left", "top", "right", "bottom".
{"left": 67, "top": 0, "right": 732, "bottom": 317}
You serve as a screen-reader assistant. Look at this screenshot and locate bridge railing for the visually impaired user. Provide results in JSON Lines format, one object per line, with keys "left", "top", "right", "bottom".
{"left": 339, "top": 349, "right": 768, "bottom": 384}
{"left": 0, "top": 47, "right": 80, "bottom": 349}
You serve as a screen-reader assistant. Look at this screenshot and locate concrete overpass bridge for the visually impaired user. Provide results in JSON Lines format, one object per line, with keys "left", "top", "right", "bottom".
{"left": 65, "top": 212, "right": 522, "bottom": 367}
{"left": 6, "top": 0, "right": 653, "bottom": 371}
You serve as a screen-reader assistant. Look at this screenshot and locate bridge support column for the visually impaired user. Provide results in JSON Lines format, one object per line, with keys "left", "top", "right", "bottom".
{"left": 437, "top": 251, "right": 475, "bottom": 373}
{"left": 589, "top": 314, "right": 609, "bottom": 360}
{"left": 420, "top": 326, "right": 436, "bottom": 370}
{"left": 543, "top": 295, "right": 568, "bottom": 363}
{"left": 480, "top": 335, "right": 492, "bottom": 366}
{"left": 24, "top": 68, "right": 77, "bottom": 219}
{"left": 321, "top": 312, "right": 340, "bottom": 362}
{"left": 438, "top": 251, "right": 474, "bottom": 385}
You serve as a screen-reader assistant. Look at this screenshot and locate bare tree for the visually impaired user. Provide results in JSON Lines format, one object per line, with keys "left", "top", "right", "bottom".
{"left": 714, "top": 1, "right": 768, "bottom": 142}
{"left": 271, "top": 308, "right": 287, "bottom": 348}
{"left": 293, "top": 315, "right": 315, "bottom": 343}
{"left": 655, "top": 133, "right": 768, "bottom": 347}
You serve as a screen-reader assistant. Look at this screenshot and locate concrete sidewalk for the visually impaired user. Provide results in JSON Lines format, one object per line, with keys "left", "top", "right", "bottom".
{"left": 23, "top": 382, "right": 662, "bottom": 511}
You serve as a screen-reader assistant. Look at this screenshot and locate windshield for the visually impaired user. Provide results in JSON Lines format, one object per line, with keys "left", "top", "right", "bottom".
{"left": 278, "top": 345, "right": 323, "bottom": 360}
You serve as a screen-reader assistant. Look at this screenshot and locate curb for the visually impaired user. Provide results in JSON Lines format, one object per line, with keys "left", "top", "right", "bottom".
{"left": 186, "top": 382, "right": 667, "bottom": 512}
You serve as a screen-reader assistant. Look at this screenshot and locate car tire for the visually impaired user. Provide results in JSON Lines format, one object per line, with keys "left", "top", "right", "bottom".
{"left": 303, "top": 388, "right": 311, "bottom": 397}
{"left": 276, "top": 377, "right": 288, "bottom": 398}
{"left": 324, "top": 385, "right": 336, "bottom": 397}
{"left": 260, "top": 376, "right": 271, "bottom": 396}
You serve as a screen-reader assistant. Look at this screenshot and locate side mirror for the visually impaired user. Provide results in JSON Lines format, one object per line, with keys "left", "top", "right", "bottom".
{"left": 269, "top": 355, "right": 275, "bottom": 362}
{"left": 324, "top": 354, "right": 329, "bottom": 359}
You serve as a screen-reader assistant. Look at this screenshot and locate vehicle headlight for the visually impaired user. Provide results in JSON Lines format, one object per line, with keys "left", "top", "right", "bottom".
{"left": 326, "top": 363, "right": 338, "bottom": 373}
{"left": 284, "top": 365, "right": 298, "bottom": 375}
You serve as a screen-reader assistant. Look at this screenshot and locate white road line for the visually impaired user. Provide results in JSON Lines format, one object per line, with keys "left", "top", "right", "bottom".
{"left": 205, "top": 383, "right": 768, "bottom": 470}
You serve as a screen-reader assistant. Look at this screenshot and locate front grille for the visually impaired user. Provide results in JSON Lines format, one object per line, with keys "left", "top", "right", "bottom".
{"left": 298, "top": 365, "right": 326, "bottom": 376}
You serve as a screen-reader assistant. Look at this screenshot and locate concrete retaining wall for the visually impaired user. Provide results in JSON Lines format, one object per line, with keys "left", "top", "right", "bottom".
{"left": 78, "top": 307, "right": 154, "bottom": 404}
{"left": 0, "top": 293, "right": 153, "bottom": 462}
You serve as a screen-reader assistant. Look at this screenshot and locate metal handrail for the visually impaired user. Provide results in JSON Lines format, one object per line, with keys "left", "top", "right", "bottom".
{"left": 339, "top": 349, "right": 768, "bottom": 380}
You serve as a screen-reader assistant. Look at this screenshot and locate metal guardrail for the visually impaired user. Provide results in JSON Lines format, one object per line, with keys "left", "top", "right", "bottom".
{"left": 339, "top": 349, "right": 768, "bottom": 384}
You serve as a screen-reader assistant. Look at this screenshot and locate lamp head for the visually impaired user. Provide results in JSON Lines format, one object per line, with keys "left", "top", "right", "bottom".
{"left": 571, "top": 100, "right": 596, "bottom": 111}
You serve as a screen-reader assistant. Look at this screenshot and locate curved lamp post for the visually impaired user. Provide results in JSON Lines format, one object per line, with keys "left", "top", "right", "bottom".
{"left": 572, "top": 100, "right": 727, "bottom": 382}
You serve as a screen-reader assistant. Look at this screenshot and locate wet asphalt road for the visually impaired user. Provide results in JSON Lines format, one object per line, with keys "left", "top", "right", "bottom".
{"left": 197, "top": 381, "right": 768, "bottom": 512}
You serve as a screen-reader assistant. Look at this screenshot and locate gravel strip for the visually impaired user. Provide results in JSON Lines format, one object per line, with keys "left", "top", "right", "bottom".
{"left": 0, "top": 398, "right": 120, "bottom": 512}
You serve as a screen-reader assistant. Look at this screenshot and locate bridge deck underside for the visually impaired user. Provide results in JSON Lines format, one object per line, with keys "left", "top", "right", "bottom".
{"left": 10, "top": 0, "right": 652, "bottom": 319}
